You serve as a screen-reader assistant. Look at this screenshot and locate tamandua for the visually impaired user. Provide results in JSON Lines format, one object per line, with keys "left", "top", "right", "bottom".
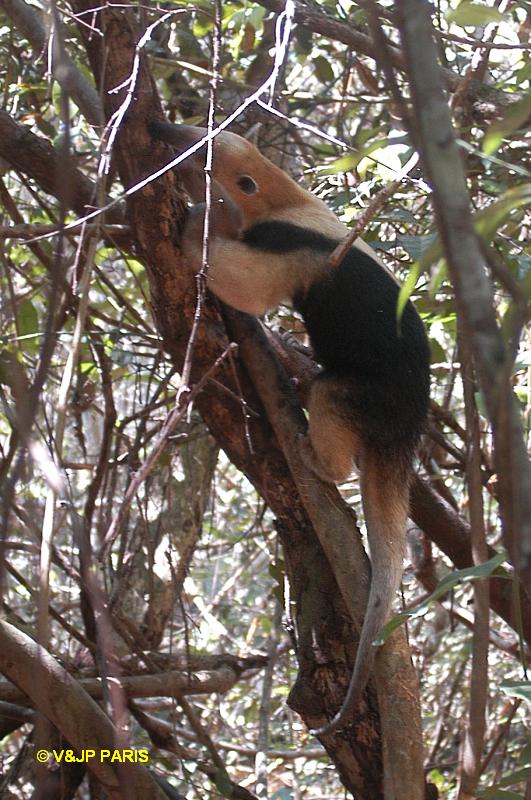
{"left": 149, "top": 121, "right": 431, "bottom": 734}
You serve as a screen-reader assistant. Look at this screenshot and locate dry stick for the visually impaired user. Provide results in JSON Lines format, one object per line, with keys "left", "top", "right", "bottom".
{"left": 178, "top": 0, "right": 221, "bottom": 397}
{"left": 131, "top": 706, "right": 259, "bottom": 800}
{"left": 363, "top": 0, "right": 412, "bottom": 129}
{"left": 427, "top": 657, "right": 468, "bottom": 766}
{"left": 99, "top": 343, "right": 237, "bottom": 558}
{"left": 148, "top": 722, "right": 326, "bottom": 760}
{"left": 0, "top": 223, "right": 128, "bottom": 239}
{"left": 225, "top": 310, "right": 424, "bottom": 800}
{"left": 395, "top": 0, "right": 531, "bottom": 590}
{"left": 457, "top": 336, "right": 490, "bottom": 798}
{"left": 255, "top": 602, "right": 283, "bottom": 799}
{"left": 83, "top": 338, "right": 117, "bottom": 535}
{"left": 326, "top": 178, "right": 401, "bottom": 270}
{"left": 479, "top": 699, "right": 522, "bottom": 775}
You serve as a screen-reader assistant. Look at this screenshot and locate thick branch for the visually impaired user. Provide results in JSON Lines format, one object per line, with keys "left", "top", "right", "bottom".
{"left": 256, "top": 0, "right": 515, "bottom": 110}
{"left": 67, "top": 2, "right": 386, "bottom": 795}
{"left": 0, "top": 620, "right": 167, "bottom": 800}
{"left": 0, "top": 663, "right": 246, "bottom": 704}
{"left": 396, "top": 0, "right": 531, "bottom": 590}
{"left": 0, "top": 110, "right": 122, "bottom": 222}
{"left": 0, "top": 0, "right": 103, "bottom": 126}
{"left": 225, "top": 309, "right": 425, "bottom": 800}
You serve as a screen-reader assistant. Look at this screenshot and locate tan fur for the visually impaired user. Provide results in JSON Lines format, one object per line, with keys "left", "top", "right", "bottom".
{"left": 150, "top": 121, "right": 420, "bottom": 736}
{"left": 184, "top": 128, "right": 312, "bottom": 226}
{"left": 181, "top": 234, "right": 308, "bottom": 315}
{"left": 169, "top": 126, "right": 384, "bottom": 302}
{"left": 301, "top": 378, "right": 362, "bottom": 482}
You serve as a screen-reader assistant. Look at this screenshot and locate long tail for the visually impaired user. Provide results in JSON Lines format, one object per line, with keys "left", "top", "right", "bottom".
{"left": 311, "top": 450, "right": 410, "bottom": 736}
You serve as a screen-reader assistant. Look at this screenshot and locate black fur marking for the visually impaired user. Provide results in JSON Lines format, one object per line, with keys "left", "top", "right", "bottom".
{"left": 243, "top": 221, "right": 335, "bottom": 255}
{"left": 243, "top": 221, "right": 430, "bottom": 451}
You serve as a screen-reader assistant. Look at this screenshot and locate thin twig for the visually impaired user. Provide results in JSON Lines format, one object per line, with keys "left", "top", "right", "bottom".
{"left": 99, "top": 343, "right": 237, "bottom": 558}
{"left": 326, "top": 178, "right": 401, "bottom": 270}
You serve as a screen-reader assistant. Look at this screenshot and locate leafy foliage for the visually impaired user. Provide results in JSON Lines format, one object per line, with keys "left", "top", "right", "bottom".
{"left": 0, "top": 0, "right": 529, "bottom": 798}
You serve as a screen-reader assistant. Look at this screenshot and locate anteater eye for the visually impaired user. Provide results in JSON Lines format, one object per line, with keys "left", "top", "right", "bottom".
{"left": 237, "top": 175, "right": 258, "bottom": 195}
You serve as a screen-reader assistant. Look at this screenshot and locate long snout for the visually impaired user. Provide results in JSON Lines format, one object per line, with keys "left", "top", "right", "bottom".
{"left": 148, "top": 121, "right": 208, "bottom": 153}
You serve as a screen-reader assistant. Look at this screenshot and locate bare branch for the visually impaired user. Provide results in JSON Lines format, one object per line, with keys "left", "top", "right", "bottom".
{"left": 396, "top": 0, "right": 531, "bottom": 590}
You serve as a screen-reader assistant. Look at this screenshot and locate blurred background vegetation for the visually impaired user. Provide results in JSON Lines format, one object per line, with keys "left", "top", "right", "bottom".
{"left": 0, "top": 0, "right": 529, "bottom": 798}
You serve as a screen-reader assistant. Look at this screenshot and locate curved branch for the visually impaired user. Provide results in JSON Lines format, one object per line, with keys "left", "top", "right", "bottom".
{"left": 0, "top": 110, "right": 122, "bottom": 222}
{"left": 0, "top": 0, "right": 104, "bottom": 126}
{"left": 0, "top": 620, "right": 168, "bottom": 800}
{"left": 256, "top": 0, "right": 516, "bottom": 110}
{"left": 396, "top": 0, "right": 531, "bottom": 591}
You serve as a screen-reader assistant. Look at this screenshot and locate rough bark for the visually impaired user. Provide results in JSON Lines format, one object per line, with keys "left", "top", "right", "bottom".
{"left": 396, "top": 0, "right": 531, "bottom": 591}
{"left": 0, "top": 620, "right": 168, "bottom": 800}
{"left": 0, "top": 110, "right": 124, "bottom": 226}
{"left": 66, "top": 1, "right": 424, "bottom": 795}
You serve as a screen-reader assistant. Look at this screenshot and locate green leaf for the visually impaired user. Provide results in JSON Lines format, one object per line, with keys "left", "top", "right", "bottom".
{"left": 519, "top": 738, "right": 531, "bottom": 766}
{"left": 214, "top": 767, "right": 233, "bottom": 795}
{"left": 375, "top": 551, "right": 508, "bottom": 645}
{"left": 320, "top": 152, "right": 361, "bottom": 175}
{"left": 447, "top": 2, "right": 506, "bottom": 27}
{"left": 475, "top": 184, "right": 531, "bottom": 240}
{"left": 312, "top": 55, "right": 335, "bottom": 83}
{"left": 79, "top": 361, "right": 97, "bottom": 376}
{"left": 484, "top": 94, "right": 531, "bottom": 155}
{"left": 499, "top": 680, "right": 531, "bottom": 704}
{"left": 397, "top": 263, "right": 420, "bottom": 321}
{"left": 246, "top": 5, "right": 265, "bottom": 30}
{"left": 429, "top": 339, "right": 447, "bottom": 364}
{"left": 319, "top": 140, "right": 385, "bottom": 175}
{"left": 17, "top": 299, "right": 40, "bottom": 353}
{"left": 396, "top": 233, "right": 438, "bottom": 262}
{"left": 495, "top": 766, "right": 531, "bottom": 787}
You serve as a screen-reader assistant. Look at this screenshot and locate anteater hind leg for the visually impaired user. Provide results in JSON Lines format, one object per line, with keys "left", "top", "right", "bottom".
{"left": 298, "top": 375, "right": 361, "bottom": 483}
